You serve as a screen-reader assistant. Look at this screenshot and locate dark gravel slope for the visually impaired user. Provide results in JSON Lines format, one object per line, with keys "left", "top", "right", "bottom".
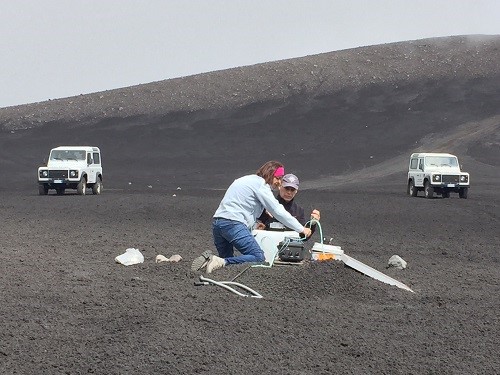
{"left": 1, "top": 35, "right": 499, "bottom": 191}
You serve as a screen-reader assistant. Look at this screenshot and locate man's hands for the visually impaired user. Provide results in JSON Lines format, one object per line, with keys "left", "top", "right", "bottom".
{"left": 255, "top": 221, "right": 266, "bottom": 230}
{"left": 310, "top": 209, "right": 320, "bottom": 221}
{"left": 302, "top": 227, "right": 312, "bottom": 238}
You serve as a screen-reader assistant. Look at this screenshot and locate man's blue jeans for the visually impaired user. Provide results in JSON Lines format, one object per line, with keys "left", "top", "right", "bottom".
{"left": 212, "top": 218, "right": 265, "bottom": 264}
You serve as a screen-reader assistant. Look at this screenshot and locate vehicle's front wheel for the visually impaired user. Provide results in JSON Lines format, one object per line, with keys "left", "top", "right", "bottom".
{"left": 92, "top": 177, "right": 102, "bottom": 195}
{"left": 459, "top": 187, "right": 468, "bottom": 199}
{"left": 408, "top": 180, "right": 418, "bottom": 197}
{"left": 424, "top": 181, "right": 434, "bottom": 199}
{"left": 38, "top": 184, "right": 48, "bottom": 195}
{"left": 77, "top": 178, "right": 87, "bottom": 195}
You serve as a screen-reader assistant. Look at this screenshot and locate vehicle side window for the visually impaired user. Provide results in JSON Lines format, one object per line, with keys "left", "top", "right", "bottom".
{"left": 418, "top": 159, "right": 424, "bottom": 170}
{"left": 93, "top": 152, "right": 100, "bottom": 164}
{"left": 410, "top": 158, "right": 418, "bottom": 169}
{"left": 87, "top": 153, "right": 92, "bottom": 164}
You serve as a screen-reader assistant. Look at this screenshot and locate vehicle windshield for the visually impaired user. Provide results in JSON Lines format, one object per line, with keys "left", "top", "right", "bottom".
{"left": 425, "top": 156, "right": 458, "bottom": 167}
{"left": 50, "top": 150, "right": 86, "bottom": 161}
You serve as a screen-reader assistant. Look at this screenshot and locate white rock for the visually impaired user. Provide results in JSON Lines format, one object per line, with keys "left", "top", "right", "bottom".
{"left": 155, "top": 255, "right": 169, "bottom": 263}
{"left": 168, "top": 254, "right": 182, "bottom": 263}
{"left": 388, "top": 255, "right": 407, "bottom": 270}
{"left": 115, "top": 248, "right": 144, "bottom": 266}
{"left": 156, "top": 254, "right": 182, "bottom": 263}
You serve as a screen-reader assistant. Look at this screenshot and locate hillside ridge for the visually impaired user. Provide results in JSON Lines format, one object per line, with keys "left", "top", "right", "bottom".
{"left": 1, "top": 35, "right": 499, "bottom": 131}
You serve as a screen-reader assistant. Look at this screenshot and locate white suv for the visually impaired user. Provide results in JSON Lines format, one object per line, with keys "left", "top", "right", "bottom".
{"left": 407, "top": 152, "right": 469, "bottom": 199}
{"left": 38, "top": 146, "right": 103, "bottom": 195}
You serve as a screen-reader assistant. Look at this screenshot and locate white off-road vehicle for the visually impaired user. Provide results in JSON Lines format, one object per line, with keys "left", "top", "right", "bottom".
{"left": 38, "top": 146, "right": 103, "bottom": 195}
{"left": 407, "top": 152, "right": 469, "bottom": 199}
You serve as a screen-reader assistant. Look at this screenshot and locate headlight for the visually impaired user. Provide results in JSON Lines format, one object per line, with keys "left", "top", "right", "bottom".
{"left": 39, "top": 170, "right": 48, "bottom": 178}
{"left": 460, "top": 175, "right": 468, "bottom": 183}
{"left": 69, "top": 170, "right": 79, "bottom": 178}
{"left": 433, "top": 174, "right": 441, "bottom": 182}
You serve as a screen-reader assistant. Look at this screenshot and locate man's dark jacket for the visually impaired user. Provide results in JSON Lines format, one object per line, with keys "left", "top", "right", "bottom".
{"left": 257, "top": 195, "right": 316, "bottom": 237}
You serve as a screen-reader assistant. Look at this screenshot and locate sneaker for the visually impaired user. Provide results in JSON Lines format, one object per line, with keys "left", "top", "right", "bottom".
{"left": 191, "top": 250, "right": 213, "bottom": 271}
{"left": 206, "top": 255, "right": 226, "bottom": 274}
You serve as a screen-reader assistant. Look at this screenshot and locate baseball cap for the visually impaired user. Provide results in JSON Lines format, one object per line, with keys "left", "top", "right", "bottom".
{"left": 282, "top": 174, "right": 299, "bottom": 190}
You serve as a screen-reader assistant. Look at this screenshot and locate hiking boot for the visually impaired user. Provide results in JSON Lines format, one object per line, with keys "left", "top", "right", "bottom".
{"left": 191, "top": 250, "right": 213, "bottom": 271}
{"left": 206, "top": 255, "right": 226, "bottom": 274}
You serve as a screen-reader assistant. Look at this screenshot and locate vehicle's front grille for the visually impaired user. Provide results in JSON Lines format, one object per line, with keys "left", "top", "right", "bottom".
{"left": 442, "top": 175, "right": 459, "bottom": 183}
{"left": 48, "top": 170, "right": 68, "bottom": 179}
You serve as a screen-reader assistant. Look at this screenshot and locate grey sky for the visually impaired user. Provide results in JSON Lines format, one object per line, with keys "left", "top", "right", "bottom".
{"left": 1, "top": 0, "right": 499, "bottom": 108}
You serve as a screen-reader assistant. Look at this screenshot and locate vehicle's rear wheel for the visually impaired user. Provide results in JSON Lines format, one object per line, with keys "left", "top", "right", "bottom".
{"left": 55, "top": 187, "right": 65, "bottom": 195}
{"left": 38, "top": 184, "right": 48, "bottom": 195}
{"left": 424, "top": 181, "right": 434, "bottom": 199}
{"left": 442, "top": 191, "right": 450, "bottom": 198}
{"left": 408, "top": 180, "right": 418, "bottom": 197}
{"left": 92, "top": 177, "right": 102, "bottom": 195}
{"left": 459, "top": 187, "right": 468, "bottom": 199}
{"left": 77, "top": 178, "right": 87, "bottom": 195}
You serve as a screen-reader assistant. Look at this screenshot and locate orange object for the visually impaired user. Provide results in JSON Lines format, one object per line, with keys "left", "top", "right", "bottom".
{"left": 310, "top": 252, "right": 337, "bottom": 261}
